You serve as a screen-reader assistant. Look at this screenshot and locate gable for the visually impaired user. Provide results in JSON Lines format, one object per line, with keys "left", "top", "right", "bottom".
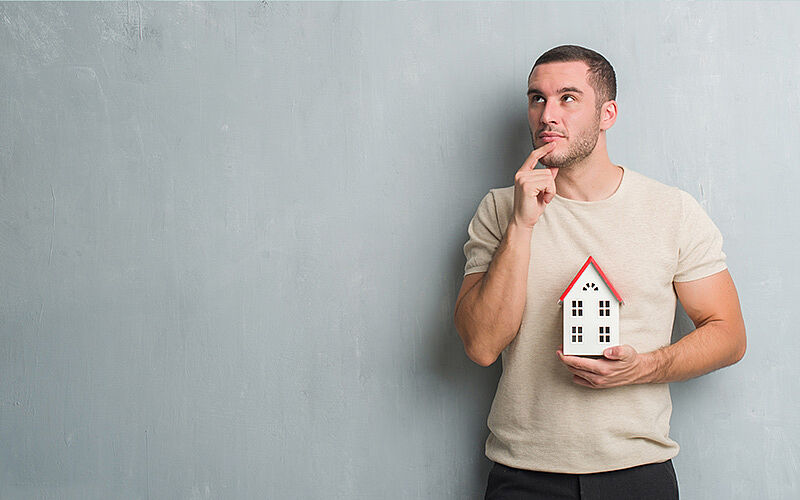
{"left": 558, "top": 256, "right": 623, "bottom": 304}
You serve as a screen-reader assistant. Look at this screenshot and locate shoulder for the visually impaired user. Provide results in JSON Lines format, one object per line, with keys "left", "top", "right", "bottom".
{"left": 488, "top": 185, "right": 514, "bottom": 208}
{"left": 623, "top": 168, "right": 681, "bottom": 199}
{"left": 622, "top": 168, "right": 716, "bottom": 233}
{"left": 468, "top": 186, "right": 514, "bottom": 236}
{"left": 621, "top": 168, "right": 687, "bottom": 215}
{"left": 488, "top": 185, "right": 515, "bottom": 230}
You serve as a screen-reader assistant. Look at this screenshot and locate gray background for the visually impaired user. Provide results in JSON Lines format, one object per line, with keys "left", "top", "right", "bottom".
{"left": 1, "top": 2, "right": 797, "bottom": 499}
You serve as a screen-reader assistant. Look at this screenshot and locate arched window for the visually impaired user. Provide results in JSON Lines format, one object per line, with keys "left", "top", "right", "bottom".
{"left": 582, "top": 282, "right": 599, "bottom": 291}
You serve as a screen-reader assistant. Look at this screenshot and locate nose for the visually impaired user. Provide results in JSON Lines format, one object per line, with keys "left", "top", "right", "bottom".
{"left": 540, "top": 99, "right": 559, "bottom": 125}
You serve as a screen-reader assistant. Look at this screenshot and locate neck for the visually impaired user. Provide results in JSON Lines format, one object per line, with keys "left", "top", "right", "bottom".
{"left": 554, "top": 139, "right": 622, "bottom": 202}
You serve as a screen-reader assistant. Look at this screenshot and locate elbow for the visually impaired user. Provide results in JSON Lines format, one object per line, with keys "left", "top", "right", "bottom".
{"left": 733, "top": 326, "right": 747, "bottom": 364}
{"left": 454, "top": 304, "right": 501, "bottom": 367}
{"left": 465, "top": 344, "right": 499, "bottom": 367}
{"left": 724, "top": 320, "right": 747, "bottom": 366}
{"left": 709, "top": 316, "right": 747, "bottom": 367}
{"left": 455, "top": 321, "right": 499, "bottom": 367}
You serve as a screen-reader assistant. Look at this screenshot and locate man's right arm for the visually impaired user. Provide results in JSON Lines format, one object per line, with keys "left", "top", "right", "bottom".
{"left": 454, "top": 142, "right": 558, "bottom": 366}
{"left": 454, "top": 221, "right": 534, "bottom": 366}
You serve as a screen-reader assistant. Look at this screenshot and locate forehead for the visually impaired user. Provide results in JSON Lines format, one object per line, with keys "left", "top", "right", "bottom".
{"left": 528, "top": 61, "right": 591, "bottom": 93}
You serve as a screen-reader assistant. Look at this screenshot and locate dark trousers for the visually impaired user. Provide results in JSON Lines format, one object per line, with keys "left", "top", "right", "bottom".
{"left": 485, "top": 460, "right": 679, "bottom": 500}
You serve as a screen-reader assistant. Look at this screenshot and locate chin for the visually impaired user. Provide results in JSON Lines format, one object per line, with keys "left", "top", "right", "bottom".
{"left": 541, "top": 155, "right": 573, "bottom": 169}
{"left": 539, "top": 154, "right": 560, "bottom": 168}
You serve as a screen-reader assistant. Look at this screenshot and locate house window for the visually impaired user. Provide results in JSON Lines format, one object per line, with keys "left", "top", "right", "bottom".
{"left": 582, "top": 282, "right": 599, "bottom": 291}
{"left": 571, "top": 326, "right": 583, "bottom": 343}
{"left": 599, "top": 300, "right": 610, "bottom": 317}
{"left": 571, "top": 300, "right": 583, "bottom": 317}
{"left": 599, "top": 326, "right": 611, "bottom": 343}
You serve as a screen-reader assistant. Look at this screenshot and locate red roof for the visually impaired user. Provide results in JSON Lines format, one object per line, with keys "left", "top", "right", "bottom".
{"left": 558, "top": 256, "right": 623, "bottom": 304}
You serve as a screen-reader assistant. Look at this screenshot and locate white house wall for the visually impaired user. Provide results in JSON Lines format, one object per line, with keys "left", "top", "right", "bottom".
{"left": 563, "top": 265, "right": 621, "bottom": 356}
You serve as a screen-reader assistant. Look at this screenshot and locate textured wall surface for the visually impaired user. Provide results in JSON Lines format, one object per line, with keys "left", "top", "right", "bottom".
{"left": 1, "top": 2, "right": 797, "bottom": 499}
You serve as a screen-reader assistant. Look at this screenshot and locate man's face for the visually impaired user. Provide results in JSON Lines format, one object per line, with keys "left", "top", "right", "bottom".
{"left": 527, "top": 61, "right": 603, "bottom": 168}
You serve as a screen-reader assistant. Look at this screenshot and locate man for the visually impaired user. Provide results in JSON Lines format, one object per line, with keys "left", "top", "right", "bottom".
{"left": 453, "top": 45, "right": 746, "bottom": 499}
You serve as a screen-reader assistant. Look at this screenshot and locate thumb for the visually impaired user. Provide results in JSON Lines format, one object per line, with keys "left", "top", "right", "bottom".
{"left": 603, "top": 345, "right": 632, "bottom": 361}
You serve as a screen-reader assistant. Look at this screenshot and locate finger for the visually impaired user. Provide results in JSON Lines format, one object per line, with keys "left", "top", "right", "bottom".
{"left": 558, "top": 351, "right": 584, "bottom": 369}
{"left": 603, "top": 345, "right": 633, "bottom": 361}
{"left": 547, "top": 171, "right": 558, "bottom": 193}
{"left": 515, "top": 171, "right": 559, "bottom": 196}
{"left": 573, "top": 375, "right": 598, "bottom": 388}
{"left": 519, "top": 141, "right": 557, "bottom": 171}
{"left": 565, "top": 364, "right": 602, "bottom": 382}
{"left": 571, "top": 368, "right": 611, "bottom": 387}
{"left": 549, "top": 167, "right": 559, "bottom": 179}
{"left": 564, "top": 365, "right": 594, "bottom": 379}
{"left": 541, "top": 175, "right": 558, "bottom": 204}
{"left": 559, "top": 353, "right": 602, "bottom": 374}
{"left": 515, "top": 169, "right": 561, "bottom": 182}
{"left": 514, "top": 168, "right": 556, "bottom": 186}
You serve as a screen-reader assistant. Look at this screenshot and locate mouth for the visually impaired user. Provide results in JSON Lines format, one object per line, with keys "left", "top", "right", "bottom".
{"left": 539, "top": 133, "right": 565, "bottom": 143}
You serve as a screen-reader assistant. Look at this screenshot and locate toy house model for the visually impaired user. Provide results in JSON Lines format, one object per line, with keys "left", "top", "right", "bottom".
{"left": 558, "top": 257, "right": 623, "bottom": 356}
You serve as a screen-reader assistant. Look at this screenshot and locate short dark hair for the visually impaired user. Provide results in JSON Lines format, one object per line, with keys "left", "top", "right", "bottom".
{"left": 530, "top": 45, "right": 617, "bottom": 107}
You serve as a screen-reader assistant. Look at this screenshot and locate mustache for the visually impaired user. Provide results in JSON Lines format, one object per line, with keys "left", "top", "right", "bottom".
{"left": 529, "top": 127, "right": 567, "bottom": 140}
{"left": 537, "top": 128, "right": 567, "bottom": 137}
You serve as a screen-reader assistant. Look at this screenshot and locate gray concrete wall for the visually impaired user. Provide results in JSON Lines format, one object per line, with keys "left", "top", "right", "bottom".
{"left": 1, "top": 2, "right": 796, "bottom": 498}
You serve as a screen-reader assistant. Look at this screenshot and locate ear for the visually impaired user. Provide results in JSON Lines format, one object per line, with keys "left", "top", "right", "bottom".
{"left": 599, "top": 100, "right": 618, "bottom": 131}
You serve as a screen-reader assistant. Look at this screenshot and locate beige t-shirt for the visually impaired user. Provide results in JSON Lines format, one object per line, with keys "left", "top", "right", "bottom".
{"left": 463, "top": 166, "right": 727, "bottom": 473}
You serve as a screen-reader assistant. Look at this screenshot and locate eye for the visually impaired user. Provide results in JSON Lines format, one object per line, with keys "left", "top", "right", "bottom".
{"left": 530, "top": 95, "right": 544, "bottom": 104}
{"left": 563, "top": 95, "right": 576, "bottom": 103}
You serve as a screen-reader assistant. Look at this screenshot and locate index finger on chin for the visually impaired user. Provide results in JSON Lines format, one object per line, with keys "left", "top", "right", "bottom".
{"left": 520, "top": 142, "right": 556, "bottom": 171}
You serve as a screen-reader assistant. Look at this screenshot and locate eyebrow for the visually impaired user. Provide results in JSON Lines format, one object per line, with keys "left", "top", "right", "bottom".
{"left": 527, "top": 86, "right": 585, "bottom": 96}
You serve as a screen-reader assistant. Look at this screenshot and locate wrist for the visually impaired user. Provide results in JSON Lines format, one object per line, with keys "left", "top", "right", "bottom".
{"left": 508, "top": 219, "right": 535, "bottom": 236}
{"left": 638, "top": 349, "right": 669, "bottom": 384}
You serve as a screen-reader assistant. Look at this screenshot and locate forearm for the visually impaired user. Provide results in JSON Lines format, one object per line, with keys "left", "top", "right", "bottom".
{"left": 639, "top": 318, "right": 747, "bottom": 384}
{"left": 455, "top": 222, "right": 532, "bottom": 366}
{"left": 560, "top": 271, "right": 746, "bottom": 389}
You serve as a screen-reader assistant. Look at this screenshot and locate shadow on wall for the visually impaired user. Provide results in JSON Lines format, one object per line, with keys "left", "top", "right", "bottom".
{"left": 424, "top": 111, "right": 533, "bottom": 496}
{"left": 422, "top": 235, "right": 501, "bottom": 495}
{"left": 671, "top": 300, "right": 695, "bottom": 345}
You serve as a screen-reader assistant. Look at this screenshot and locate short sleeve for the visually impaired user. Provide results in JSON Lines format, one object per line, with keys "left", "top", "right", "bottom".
{"left": 674, "top": 190, "right": 727, "bottom": 282}
{"left": 463, "top": 191, "right": 503, "bottom": 276}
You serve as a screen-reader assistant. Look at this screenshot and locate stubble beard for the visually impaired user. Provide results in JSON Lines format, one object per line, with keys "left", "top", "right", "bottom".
{"left": 531, "top": 113, "right": 602, "bottom": 169}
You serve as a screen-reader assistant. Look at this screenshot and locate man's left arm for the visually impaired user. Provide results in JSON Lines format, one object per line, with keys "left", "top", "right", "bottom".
{"left": 558, "top": 269, "right": 746, "bottom": 388}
